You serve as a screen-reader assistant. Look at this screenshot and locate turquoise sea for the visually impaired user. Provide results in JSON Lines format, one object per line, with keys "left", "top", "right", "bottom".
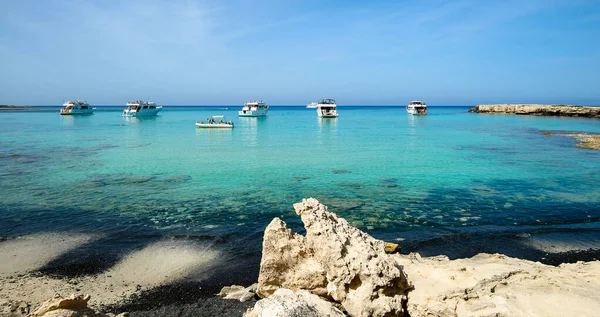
{"left": 1, "top": 106, "right": 600, "bottom": 279}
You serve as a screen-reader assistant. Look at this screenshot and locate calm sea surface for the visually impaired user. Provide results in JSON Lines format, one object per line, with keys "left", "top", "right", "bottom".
{"left": 1, "top": 106, "right": 600, "bottom": 276}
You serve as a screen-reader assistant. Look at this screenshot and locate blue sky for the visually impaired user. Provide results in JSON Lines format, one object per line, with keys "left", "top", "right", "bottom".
{"left": 1, "top": 0, "right": 599, "bottom": 105}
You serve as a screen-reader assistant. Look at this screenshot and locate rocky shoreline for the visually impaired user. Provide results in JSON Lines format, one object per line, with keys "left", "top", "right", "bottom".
{"left": 469, "top": 104, "right": 600, "bottom": 118}
{"left": 543, "top": 131, "right": 600, "bottom": 150}
{"left": 2, "top": 199, "right": 599, "bottom": 316}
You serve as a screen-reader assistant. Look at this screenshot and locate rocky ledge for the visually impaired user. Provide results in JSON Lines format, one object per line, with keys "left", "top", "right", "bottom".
{"left": 468, "top": 104, "right": 600, "bottom": 118}
{"left": 233, "top": 198, "right": 600, "bottom": 316}
{"left": 543, "top": 131, "right": 600, "bottom": 150}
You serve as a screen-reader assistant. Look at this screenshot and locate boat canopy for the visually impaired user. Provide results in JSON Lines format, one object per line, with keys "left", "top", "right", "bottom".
{"left": 409, "top": 101, "right": 425, "bottom": 105}
{"left": 319, "top": 98, "right": 336, "bottom": 105}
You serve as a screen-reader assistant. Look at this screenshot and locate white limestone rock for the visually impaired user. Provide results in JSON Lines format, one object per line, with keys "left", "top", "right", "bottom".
{"left": 244, "top": 288, "right": 344, "bottom": 317}
{"left": 395, "top": 253, "right": 600, "bottom": 317}
{"left": 256, "top": 218, "right": 328, "bottom": 298}
{"left": 256, "top": 198, "right": 411, "bottom": 317}
{"left": 218, "top": 283, "right": 258, "bottom": 302}
{"left": 30, "top": 293, "right": 128, "bottom": 317}
{"left": 294, "top": 198, "right": 411, "bottom": 317}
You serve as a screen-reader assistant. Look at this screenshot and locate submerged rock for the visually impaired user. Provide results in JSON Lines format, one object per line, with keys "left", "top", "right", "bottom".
{"left": 256, "top": 198, "right": 411, "bottom": 317}
{"left": 244, "top": 288, "right": 344, "bottom": 317}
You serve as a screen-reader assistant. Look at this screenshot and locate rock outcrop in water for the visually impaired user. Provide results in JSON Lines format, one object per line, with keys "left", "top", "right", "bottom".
{"left": 469, "top": 104, "right": 600, "bottom": 118}
{"left": 542, "top": 131, "right": 600, "bottom": 150}
{"left": 255, "top": 198, "right": 411, "bottom": 317}
{"left": 247, "top": 199, "right": 600, "bottom": 317}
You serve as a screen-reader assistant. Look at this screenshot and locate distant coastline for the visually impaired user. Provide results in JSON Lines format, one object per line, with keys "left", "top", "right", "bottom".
{"left": 469, "top": 104, "right": 600, "bottom": 118}
{"left": 0, "top": 105, "right": 54, "bottom": 112}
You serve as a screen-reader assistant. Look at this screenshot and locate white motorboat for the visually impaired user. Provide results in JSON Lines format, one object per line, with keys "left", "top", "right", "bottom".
{"left": 196, "top": 115, "right": 234, "bottom": 128}
{"left": 122, "top": 100, "right": 162, "bottom": 117}
{"left": 316, "top": 98, "right": 338, "bottom": 118}
{"left": 238, "top": 100, "right": 269, "bottom": 117}
{"left": 406, "top": 100, "right": 428, "bottom": 115}
{"left": 60, "top": 100, "right": 94, "bottom": 115}
{"left": 306, "top": 102, "right": 318, "bottom": 108}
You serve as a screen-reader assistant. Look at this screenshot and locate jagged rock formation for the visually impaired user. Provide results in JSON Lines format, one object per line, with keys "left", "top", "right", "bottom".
{"left": 256, "top": 198, "right": 411, "bottom": 317}
{"left": 543, "top": 132, "right": 600, "bottom": 150}
{"left": 395, "top": 253, "right": 600, "bottom": 317}
{"left": 30, "top": 294, "right": 128, "bottom": 317}
{"left": 244, "top": 288, "right": 345, "bottom": 317}
{"left": 256, "top": 218, "right": 329, "bottom": 299}
{"left": 469, "top": 104, "right": 600, "bottom": 118}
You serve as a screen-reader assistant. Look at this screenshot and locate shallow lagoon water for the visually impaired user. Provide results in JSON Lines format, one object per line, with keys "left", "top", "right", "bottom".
{"left": 1, "top": 106, "right": 599, "bottom": 278}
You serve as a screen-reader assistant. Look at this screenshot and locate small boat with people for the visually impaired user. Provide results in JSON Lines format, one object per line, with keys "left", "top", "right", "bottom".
{"left": 196, "top": 115, "right": 234, "bottom": 128}
{"left": 239, "top": 100, "right": 269, "bottom": 117}
{"left": 122, "top": 100, "right": 162, "bottom": 117}
{"left": 60, "top": 100, "right": 94, "bottom": 115}
{"left": 406, "top": 100, "right": 428, "bottom": 115}
{"left": 316, "top": 98, "right": 338, "bottom": 118}
{"left": 306, "top": 102, "right": 318, "bottom": 108}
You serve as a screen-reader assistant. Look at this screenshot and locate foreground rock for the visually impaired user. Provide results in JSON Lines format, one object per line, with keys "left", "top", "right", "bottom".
{"left": 256, "top": 198, "right": 411, "bottom": 317}
{"left": 31, "top": 294, "right": 127, "bottom": 317}
{"left": 244, "top": 288, "right": 344, "bottom": 317}
{"left": 218, "top": 284, "right": 258, "bottom": 302}
{"left": 469, "top": 104, "right": 600, "bottom": 118}
{"left": 396, "top": 253, "right": 600, "bottom": 316}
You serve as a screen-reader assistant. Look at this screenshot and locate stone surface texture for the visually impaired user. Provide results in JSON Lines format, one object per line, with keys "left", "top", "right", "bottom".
{"left": 243, "top": 288, "right": 344, "bottom": 317}
{"left": 256, "top": 218, "right": 329, "bottom": 298}
{"left": 468, "top": 104, "right": 600, "bottom": 118}
{"left": 218, "top": 283, "right": 258, "bottom": 302}
{"left": 30, "top": 294, "right": 127, "bottom": 317}
{"left": 256, "top": 198, "right": 411, "bottom": 317}
{"left": 396, "top": 253, "right": 600, "bottom": 317}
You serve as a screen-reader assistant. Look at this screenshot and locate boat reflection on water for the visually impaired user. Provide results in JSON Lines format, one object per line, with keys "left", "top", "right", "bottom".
{"left": 317, "top": 116, "right": 338, "bottom": 142}
{"left": 60, "top": 113, "right": 95, "bottom": 126}
{"left": 122, "top": 116, "right": 160, "bottom": 124}
{"left": 239, "top": 116, "right": 267, "bottom": 147}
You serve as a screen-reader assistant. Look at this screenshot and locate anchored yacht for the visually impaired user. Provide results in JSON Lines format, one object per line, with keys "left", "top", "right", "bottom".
{"left": 239, "top": 100, "right": 269, "bottom": 117}
{"left": 406, "top": 100, "right": 428, "bottom": 115}
{"left": 316, "top": 98, "right": 338, "bottom": 118}
{"left": 60, "top": 100, "right": 94, "bottom": 115}
{"left": 122, "top": 100, "right": 162, "bottom": 117}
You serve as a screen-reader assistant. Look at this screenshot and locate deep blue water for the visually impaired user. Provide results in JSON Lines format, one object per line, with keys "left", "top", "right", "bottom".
{"left": 1, "top": 105, "right": 599, "bottom": 278}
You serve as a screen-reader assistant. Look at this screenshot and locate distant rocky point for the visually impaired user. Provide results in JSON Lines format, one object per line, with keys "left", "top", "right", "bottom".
{"left": 0, "top": 104, "right": 30, "bottom": 110}
{"left": 469, "top": 104, "right": 600, "bottom": 118}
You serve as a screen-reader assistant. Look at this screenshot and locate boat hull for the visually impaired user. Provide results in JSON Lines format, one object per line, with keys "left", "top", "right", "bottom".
{"left": 406, "top": 108, "right": 428, "bottom": 115}
{"left": 122, "top": 109, "right": 162, "bottom": 117}
{"left": 238, "top": 110, "right": 268, "bottom": 117}
{"left": 60, "top": 109, "right": 94, "bottom": 115}
{"left": 318, "top": 114, "right": 339, "bottom": 118}
{"left": 195, "top": 122, "right": 234, "bottom": 128}
{"left": 238, "top": 112, "right": 267, "bottom": 117}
